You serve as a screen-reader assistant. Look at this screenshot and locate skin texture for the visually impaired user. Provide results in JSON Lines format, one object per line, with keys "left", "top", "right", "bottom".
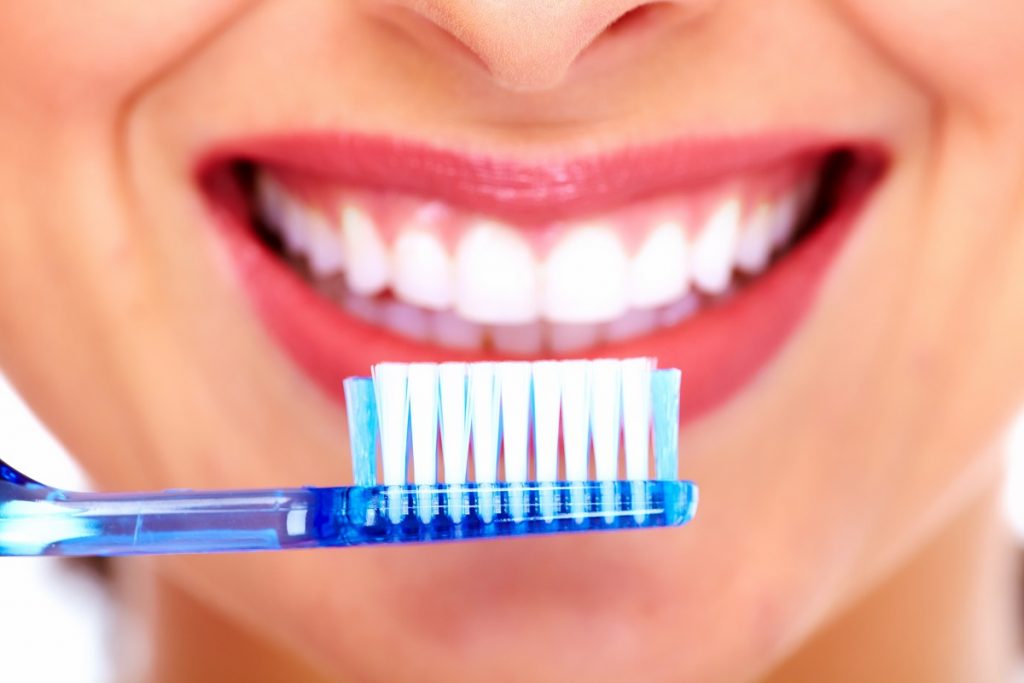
{"left": 1, "top": 1, "right": 1023, "bottom": 681}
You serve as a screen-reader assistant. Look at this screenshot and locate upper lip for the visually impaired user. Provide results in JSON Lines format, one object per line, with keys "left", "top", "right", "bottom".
{"left": 198, "top": 131, "right": 859, "bottom": 222}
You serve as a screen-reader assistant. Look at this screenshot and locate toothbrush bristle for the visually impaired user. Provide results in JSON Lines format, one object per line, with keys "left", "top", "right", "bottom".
{"left": 342, "top": 357, "right": 688, "bottom": 535}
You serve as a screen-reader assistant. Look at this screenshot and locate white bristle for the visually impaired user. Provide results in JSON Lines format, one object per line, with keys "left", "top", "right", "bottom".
{"left": 590, "top": 360, "right": 622, "bottom": 482}
{"left": 621, "top": 358, "right": 653, "bottom": 481}
{"left": 407, "top": 364, "right": 439, "bottom": 523}
{"left": 499, "top": 362, "right": 532, "bottom": 522}
{"left": 468, "top": 363, "right": 501, "bottom": 485}
{"left": 498, "top": 363, "right": 531, "bottom": 484}
{"left": 371, "top": 363, "right": 410, "bottom": 487}
{"left": 371, "top": 363, "right": 410, "bottom": 524}
{"left": 438, "top": 363, "right": 470, "bottom": 486}
{"left": 531, "top": 362, "right": 561, "bottom": 483}
{"left": 559, "top": 361, "right": 591, "bottom": 482}
{"left": 363, "top": 357, "right": 668, "bottom": 526}
{"left": 407, "top": 364, "right": 439, "bottom": 487}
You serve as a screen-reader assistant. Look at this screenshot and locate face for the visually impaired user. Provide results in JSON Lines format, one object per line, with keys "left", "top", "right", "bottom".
{"left": 2, "top": 1, "right": 1024, "bottom": 681}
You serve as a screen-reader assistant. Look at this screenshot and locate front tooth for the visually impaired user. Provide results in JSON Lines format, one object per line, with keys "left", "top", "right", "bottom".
{"left": 393, "top": 229, "right": 452, "bottom": 310}
{"left": 306, "top": 213, "right": 345, "bottom": 276}
{"left": 605, "top": 308, "right": 657, "bottom": 342}
{"left": 548, "top": 322, "right": 602, "bottom": 352}
{"left": 542, "top": 224, "right": 628, "bottom": 323}
{"left": 431, "top": 310, "right": 484, "bottom": 350}
{"left": 490, "top": 323, "right": 543, "bottom": 354}
{"left": 629, "top": 221, "right": 690, "bottom": 308}
{"left": 658, "top": 292, "right": 700, "bottom": 328}
{"left": 734, "top": 202, "right": 774, "bottom": 275}
{"left": 455, "top": 221, "right": 538, "bottom": 324}
{"left": 341, "top": 203, "right": 391, "bottom": 296}
{"left": 383, "top": 301, "right": 431, "bottom": 341}
{"left": 691, "top": 197, "right": 741, "bottom": 294}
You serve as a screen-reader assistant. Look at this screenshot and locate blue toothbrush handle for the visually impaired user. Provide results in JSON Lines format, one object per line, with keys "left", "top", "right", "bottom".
{"left": 0, "top": 466, "right": 697, "bottom": 557}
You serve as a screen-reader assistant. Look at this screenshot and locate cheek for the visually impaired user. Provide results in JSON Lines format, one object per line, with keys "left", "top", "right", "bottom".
{"left": 0, "top": 1, "right": 247, "bottom": 113}
{"left": 838, "top": 0, "right": 1024, "bottom": 114}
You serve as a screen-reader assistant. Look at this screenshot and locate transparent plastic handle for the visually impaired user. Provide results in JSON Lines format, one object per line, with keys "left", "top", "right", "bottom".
{"left": 0, "top": 461, "right": 696, "bottom": 557}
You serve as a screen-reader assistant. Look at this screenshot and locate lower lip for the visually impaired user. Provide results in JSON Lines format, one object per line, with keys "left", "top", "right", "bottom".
{"left": 201, "top": 151, "right": 883, "bottom": 423}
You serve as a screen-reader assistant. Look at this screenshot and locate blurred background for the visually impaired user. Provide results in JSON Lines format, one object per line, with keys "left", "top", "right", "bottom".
{"left": 1, "top": 370, "right": 1023, "bottom": 682}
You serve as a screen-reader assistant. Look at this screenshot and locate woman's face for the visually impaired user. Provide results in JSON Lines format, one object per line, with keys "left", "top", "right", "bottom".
{"left": 2, "top": 1, "right": 1023, "bottom": 681}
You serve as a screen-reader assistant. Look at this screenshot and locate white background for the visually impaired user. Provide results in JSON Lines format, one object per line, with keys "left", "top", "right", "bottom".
{"left": 1, "top": 372, "right": 1022, "bottom": 682}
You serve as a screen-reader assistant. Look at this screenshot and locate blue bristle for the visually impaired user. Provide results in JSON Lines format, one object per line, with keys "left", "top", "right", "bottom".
{"left": 342, "top": 378, "right": 378, "bottom": 488}
{"left": 652, "top": 368, "right": 681, "bottom": 481}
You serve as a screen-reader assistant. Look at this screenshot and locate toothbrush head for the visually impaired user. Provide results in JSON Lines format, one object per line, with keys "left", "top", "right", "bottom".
{"left": 335, "top": 357, "right": 697, "bottom": 545}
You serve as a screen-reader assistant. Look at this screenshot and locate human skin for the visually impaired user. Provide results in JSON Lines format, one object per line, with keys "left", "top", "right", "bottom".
{"left": 1, "top": 1, "right": 1023, "bottom": 682}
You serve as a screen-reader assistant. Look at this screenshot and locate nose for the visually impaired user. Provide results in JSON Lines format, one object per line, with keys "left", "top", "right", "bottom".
{"left": 381, "top": 0, "right": 703, "bottom": 91}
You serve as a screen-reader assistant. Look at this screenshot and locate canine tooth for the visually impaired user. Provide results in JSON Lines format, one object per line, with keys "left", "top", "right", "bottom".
{"left": 605, "top": 308, "right": 657, "bottom": 342}
{"left": 542, "top": 225, "right": 628, "bottom": 323}
{"left": 431, "top": 310, "right": 484, "bottom": 350}
{"left": 342, "top": 203, "right": 390, "bottom": 295}
{"left": 629, "top": 221, "right": 689, "bottom": 308}
{"left": 691, "top": 197, "right": 741, "bottom": 294}
{"left": 383, "top": 301, "right": 431, "bottom": 341}
{"left": 734, "top": 202, "right": 774, "bottom": 275}
{"left": 393, "top": 230, "right": 452, "bottom": 310}
{"left": 770, "top": 192, "right": 801, "bottom": 250}
{"left": 548, "top": 322, "right": 602, "bottom": 352}
{"left": 306, "top": 213, "right": 345, "bottom": 276}
{"left": 455, "top": 221, "right": 538, "bottom": 324}
{"left": 256, "top": 174, "right": 289, "bottom": 231}
{"left": 491, "top": 323, "right": 543, "bottom": 354}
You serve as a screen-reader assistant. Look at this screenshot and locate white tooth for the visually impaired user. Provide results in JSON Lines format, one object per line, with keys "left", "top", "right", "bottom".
{"left": 344, "top": 292, "right": 382, "bottom": 325}
{"left": 658, "top": 292, "right": 701, "bottom": 328}
{"left": 342, "top": 203, "right": 390, "bottom": 295}
{"left": 605, "top": 308, "right": 657, "bottom": 342}
{"left": 257, "top": 174, "right": 289, "bottom": 230}
{"left": 770, "top": 192, "right": 801, "bottom": 250}
{"left": 383, "top": 301, "right": 431, "bottom": 341}
{"left": 393, "top": 230, "right": 452, "bottom": 310}
{"left": 734, "top": 202, "right": 774, "bottom": 275}
{"left": 629, "top": 221, "right": 689, "bottom": 308}
{"left": 306, "top": 213, "right": 345, "bottom": 277}
{"left": 454, "top": 221, "right": 538, "bottom": 324}
{"left": 430, "top": 310, "right": 484, "bottom": 350}
{"left": 691, "top": 197, "right": 741, "bottom": 294}
{"left": 542, "top": 225, "right": 628, "bottom": 323}
{"left": 490, "top": 323, "right": 543, "bottom": 355}
{"left": 280, "top": 195, "right": 312, "bottom": 255}
{"left": 548, "top": 322, "right": 602, "bottom": 353}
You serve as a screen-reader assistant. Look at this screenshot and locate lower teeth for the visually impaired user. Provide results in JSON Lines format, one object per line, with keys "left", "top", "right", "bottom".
{"left": 312, "top": 273, "right": 718, "bottom": 353}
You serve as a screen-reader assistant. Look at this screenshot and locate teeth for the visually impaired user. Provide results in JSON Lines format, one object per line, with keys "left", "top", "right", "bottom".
{"left": 383, "top": 301, "right": 431, "bottom": 341}
{"left": 734, "top": 202, "right": 774, "bottom": 275}
{"left": 770, "top": 190, "right": 803, "bottom": 250}
{"left": 431, "top": 310, "right": 484, "bottom": 350}
{"left": 491, "top": 323, "right": 544, "bottom": 355}
{"left": 691, "top": 197, "right": 741, "bottom": 294}
{"left": 342, "top": 203, "right": 391, "bottom": 296}
{"left": 542, "top": 225, "right": 628, "bottom": 323}
{"left": 629, "top": 221, "right": 690, "bottom": 308}
{"left": 257, "top": 170, "right": 819, "bottom": 351}
{"left": 306, "top": 213, "right": 345, "bottom": 277}
{"left": 455, "top": 221, "right": 538, "bottom": 324}
{"left": 393, "top": 229, "right": 452, "bottom": 310}
{"left": 548, "top": 322, "right": 602, "bottom": 353}
{"left": 605, "top": 308, "right": 658, "bottom": 341}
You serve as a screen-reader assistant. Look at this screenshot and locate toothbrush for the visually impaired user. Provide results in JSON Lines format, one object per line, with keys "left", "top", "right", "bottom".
{"left": 0, "top": 358, "right": 697, "bottom": 557}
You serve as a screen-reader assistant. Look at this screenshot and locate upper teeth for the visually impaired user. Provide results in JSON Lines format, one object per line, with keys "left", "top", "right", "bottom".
{"left": 255, "top": 172, "right": 814, "bottom": 330}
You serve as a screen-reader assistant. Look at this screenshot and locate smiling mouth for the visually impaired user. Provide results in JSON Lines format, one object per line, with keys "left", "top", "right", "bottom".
{"left": 199, "top": 133, "right": 885, "bottom": 418}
